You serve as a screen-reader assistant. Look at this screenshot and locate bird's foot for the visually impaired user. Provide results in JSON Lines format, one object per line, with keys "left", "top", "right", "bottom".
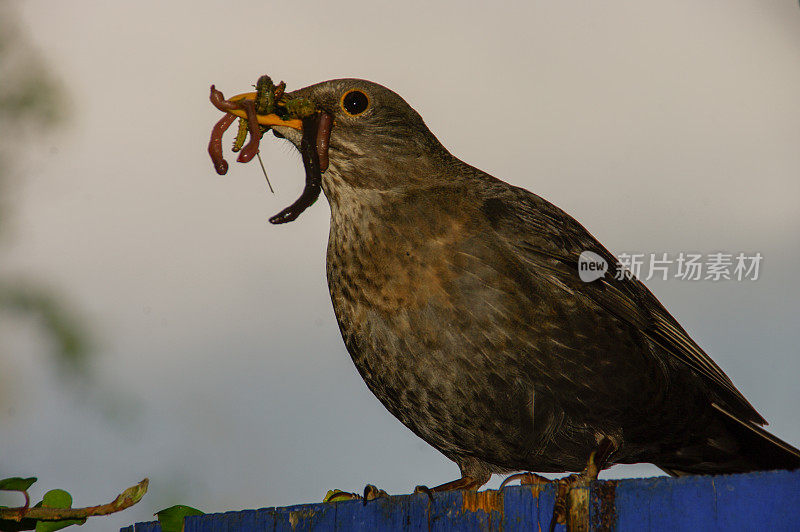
{"left": 322, "top": 484, "right": 389, "bottom": 504}
{"left": 500, "top": 441, "right": 613, "bottom": 532}
{"left": 499, "top": 468, "right": 594, "bottom": 531}
{"left": 550, "top": 460, "right": 598, "bottom": 531}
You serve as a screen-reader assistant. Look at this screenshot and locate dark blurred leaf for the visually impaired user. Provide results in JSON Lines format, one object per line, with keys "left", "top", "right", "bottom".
{"left": 0, "top": 3, "right": 83, "bottom": 379}
{"left": 0, "top": 517, "right": 38, "bottom": 531}
{"left": 0, "top": 285, "right": 89, "bottom": 373}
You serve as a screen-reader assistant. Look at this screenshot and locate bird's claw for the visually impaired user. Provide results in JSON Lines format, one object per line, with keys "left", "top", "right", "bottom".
{"left": 413, "top": 484, "right": 435, "bottom": 503}
{"left": 499, "top": 471, "right": 552, "bottom": 490}
{"left": 363, "top": 484, "right": 388, "bottom": 501}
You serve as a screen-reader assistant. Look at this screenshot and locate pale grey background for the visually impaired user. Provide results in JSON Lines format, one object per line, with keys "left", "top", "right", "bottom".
{"left": 1, "top": 1, "right": 798, "bottom": 530}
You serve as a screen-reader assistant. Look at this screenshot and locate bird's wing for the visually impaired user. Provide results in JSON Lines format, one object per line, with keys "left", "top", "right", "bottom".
{"left": 479, "top": 182, "right": 765, "bottom": 425}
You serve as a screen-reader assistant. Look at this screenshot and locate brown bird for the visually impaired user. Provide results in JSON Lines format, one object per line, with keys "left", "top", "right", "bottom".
{"left": 228, "top": 78, "right": 800, "bottom": 493}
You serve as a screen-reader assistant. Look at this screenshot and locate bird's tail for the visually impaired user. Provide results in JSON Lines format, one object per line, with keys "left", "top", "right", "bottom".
{"left": 658, "top": 403, "right": 800, "bottom": 477}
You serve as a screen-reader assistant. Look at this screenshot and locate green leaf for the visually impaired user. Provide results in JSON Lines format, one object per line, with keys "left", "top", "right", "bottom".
{"left": 323, "top": 489, "right": 359, "bottom": 503}
{"left": 34, "top": 489, "right": 85, "bottom": 532}
{"left": 0, "top": 477, "right": 37, "bottom": 492}
{"left": 156, "top": 505, "right": 204, "bottom": 532}
{"left": 38, "top": 489, "right": 72, "bottom": 508}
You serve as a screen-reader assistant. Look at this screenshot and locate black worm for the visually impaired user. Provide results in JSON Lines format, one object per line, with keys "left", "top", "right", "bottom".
{"left": 269, "top": 111, "right": 332, "bottom": 224}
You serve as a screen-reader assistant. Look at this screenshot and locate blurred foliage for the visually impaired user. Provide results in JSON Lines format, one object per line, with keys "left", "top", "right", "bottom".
{"left": 0, "top": 2, "right": 89, "bottom": 380}
{"left": 0, "top": 283, "right": 88, "bottom": 372}
{"left": 0, "top": 1, "right": 64, "bottom": 177}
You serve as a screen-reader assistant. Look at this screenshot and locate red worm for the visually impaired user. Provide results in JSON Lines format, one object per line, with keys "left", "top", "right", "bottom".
{"left": 236, "top": 98, "right": 262, "bottom": 163}
{"left": 209, "top": 85, "right": 239, "bottom": 113}
{"left": 208, "top": 112, "right": 237, "bottom": 175}
{"left": 315, "top": 112, "right": 333, "bottom": 171}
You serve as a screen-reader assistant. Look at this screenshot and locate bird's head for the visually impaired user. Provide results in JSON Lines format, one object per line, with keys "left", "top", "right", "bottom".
{"left": 271, "top": 79, "right": 450, "bottom": 192}
{"left": 210, "top": 78, "right": 468, "bottom": 222}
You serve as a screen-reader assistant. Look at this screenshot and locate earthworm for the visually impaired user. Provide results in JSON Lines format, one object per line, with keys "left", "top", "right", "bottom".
{"left": 316, "top": 112, "right": 333, "bottom": 171}
{"left": 208, "top": 112, "right": 237, "bottom": 175}
{"left": 269, "top": 112, "right": 331, "bottom": 224}
{"left": 236, "top": 98, "right": 262, "bottom": 163}
{"left": 209, "top": 85, "right": 239, "bottom": 113}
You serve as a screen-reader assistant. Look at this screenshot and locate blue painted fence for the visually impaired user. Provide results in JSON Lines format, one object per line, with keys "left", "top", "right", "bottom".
{"left": 122, "top": 469, "right": 800, "bottom": 531}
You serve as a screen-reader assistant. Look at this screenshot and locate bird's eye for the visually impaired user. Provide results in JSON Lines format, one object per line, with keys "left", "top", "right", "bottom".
{"left": 341, "top": 90, "right": 369, "bottom": 116}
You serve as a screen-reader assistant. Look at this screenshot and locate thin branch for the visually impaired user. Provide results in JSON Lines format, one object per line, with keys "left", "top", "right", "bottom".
{"left": 0, "top": 478, "right": 148, "bottom": 522}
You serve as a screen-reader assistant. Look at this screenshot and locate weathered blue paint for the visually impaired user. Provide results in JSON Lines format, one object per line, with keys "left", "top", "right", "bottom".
{"left": 613, "top": 470, "right": 800, "bottom": 531}
{"left": 121, "top": 469, "right": 800, "bottom": 531}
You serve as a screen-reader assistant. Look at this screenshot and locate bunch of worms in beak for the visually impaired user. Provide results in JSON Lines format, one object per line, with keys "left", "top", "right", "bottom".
{"left": 207, "top": 75, "right": 333, "bottom": 224}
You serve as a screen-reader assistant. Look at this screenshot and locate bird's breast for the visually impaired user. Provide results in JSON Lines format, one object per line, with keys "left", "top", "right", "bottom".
{"left": 324, "top": 189, "right": 471, "bottom": 315}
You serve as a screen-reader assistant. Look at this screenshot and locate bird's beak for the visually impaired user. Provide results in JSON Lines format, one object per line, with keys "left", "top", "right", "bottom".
{"left": 226, "top": 92, "right": 304, "bottom": 130}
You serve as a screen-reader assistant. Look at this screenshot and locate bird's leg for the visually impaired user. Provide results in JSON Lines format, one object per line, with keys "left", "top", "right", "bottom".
{"left": 549, "top": 459, "right": 597, "bottom": 532}
{"left": 549, "top": 437, "right": 617, "bottom": 532}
